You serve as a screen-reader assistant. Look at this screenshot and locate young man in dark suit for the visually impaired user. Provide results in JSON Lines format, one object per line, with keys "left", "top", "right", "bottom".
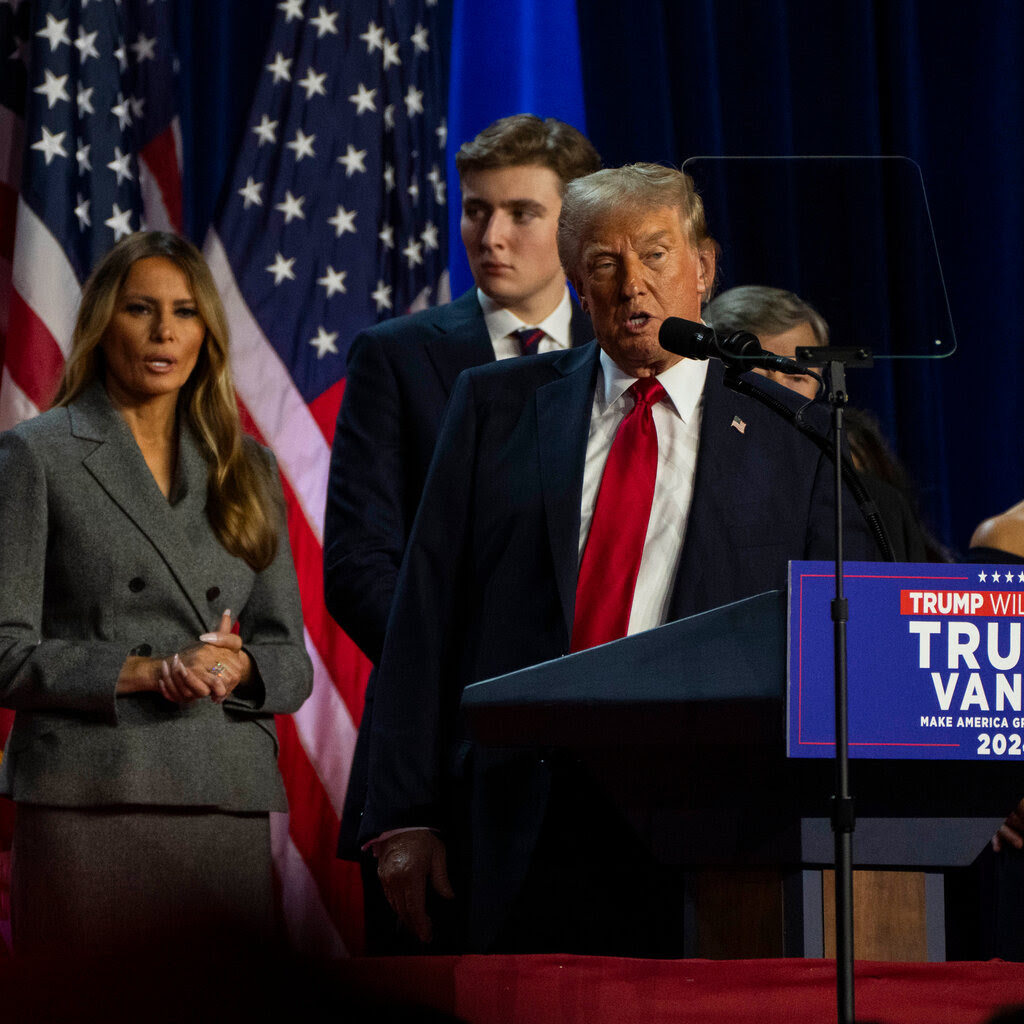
{"left": 323, "top": 115, "right": 600, "bottom": 949}
{"left": 360, "top": 164, "right": 883, "bottom": 955}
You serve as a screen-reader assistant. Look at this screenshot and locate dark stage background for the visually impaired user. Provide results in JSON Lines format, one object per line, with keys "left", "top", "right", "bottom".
{"left": 173, "top": 0, "right": 1024, "bottom": 556}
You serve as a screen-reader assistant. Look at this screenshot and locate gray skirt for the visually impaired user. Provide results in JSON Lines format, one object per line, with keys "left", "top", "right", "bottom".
{"left": 10, "top": 804, "right": 275, "bottom": 958}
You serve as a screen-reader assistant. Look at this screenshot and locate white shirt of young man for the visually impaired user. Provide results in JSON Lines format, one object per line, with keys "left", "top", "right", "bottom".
{"left": 478, "top": 288, "right": 574, "bottom": 359}
{"left": 578, "top": 348, "right": 708, "bottom": 637}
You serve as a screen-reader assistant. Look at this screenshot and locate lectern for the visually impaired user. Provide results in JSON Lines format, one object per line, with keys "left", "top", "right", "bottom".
{"left": 461, "top": 591, "right": 1018, "bottom": 960}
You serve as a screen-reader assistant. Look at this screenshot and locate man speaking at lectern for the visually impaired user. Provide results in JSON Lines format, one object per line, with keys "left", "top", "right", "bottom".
{"left": 359, "top": 164, "right": 882, "bottom": 955}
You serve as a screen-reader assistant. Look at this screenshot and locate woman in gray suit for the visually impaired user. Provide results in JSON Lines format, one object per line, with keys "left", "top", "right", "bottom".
{"left": 0, "top": 232, "right": 313, "bottom": 958}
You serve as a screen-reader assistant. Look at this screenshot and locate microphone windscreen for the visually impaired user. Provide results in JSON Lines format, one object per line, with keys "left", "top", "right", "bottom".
{"left": 658, "top": 317, "right": 717, "bottom": 359}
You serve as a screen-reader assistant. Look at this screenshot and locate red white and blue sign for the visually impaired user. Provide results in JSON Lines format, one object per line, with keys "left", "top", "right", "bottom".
{"left": 788, "top": 560, "right": 1024, "bottom": 761}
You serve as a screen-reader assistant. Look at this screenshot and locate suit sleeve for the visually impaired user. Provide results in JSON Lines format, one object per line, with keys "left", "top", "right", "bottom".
{"left": 227, "top": 446, "right": 313, "bottom": 716}
{"left": 359, "top": 370, "right": 479, "bottom": 841}
{"left": 0, "top": 430, "right": 123, "bottom": 721}
{"left": 323, "top": 329, "right": 408, "bottom": 664}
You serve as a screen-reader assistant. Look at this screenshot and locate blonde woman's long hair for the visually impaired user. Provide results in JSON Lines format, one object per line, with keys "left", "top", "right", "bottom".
{"left": 53, "top": 231, "right": 280, "bottom": 571}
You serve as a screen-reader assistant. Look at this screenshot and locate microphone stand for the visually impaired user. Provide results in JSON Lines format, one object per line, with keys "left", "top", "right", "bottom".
{"left": 722, "top": 344, "right": 873, "bottom": 1024}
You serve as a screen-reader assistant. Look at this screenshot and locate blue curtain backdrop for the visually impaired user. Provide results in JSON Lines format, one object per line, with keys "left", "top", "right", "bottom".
{"left": 174, "top": 0, "right": 1024, "bottom": 555}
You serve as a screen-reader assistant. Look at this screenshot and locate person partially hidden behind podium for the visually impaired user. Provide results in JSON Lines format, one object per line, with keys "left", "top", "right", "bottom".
{"left": 359, "top": 164, "right": 882, "bottom": 955}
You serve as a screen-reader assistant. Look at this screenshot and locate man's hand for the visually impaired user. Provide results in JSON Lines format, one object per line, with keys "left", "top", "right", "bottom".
{"left": 993, "top": 797, "right": 1024, "bottom": 853}
{"left": 375, "top": 830, "right": 454, "bottom": 944}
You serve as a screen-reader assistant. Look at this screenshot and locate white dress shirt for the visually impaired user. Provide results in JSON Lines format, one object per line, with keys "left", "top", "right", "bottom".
{"left": 478, "top": 288, "right": 575, "bottom": 359}
{"left": 578, "top": 349, "right": 708, "bottom": 637}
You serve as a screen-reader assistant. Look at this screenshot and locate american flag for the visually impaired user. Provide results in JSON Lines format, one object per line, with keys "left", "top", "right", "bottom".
{"left": 0, "top": 0, "right": 183, "bottom": 950}
{"left": 204, "top": 0, "right": 448, "bottom": 957}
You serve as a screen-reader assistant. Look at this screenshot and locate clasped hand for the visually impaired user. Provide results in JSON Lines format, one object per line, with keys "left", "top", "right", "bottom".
{"left": 157, "top": 610, "right": 250, "bottom": 705}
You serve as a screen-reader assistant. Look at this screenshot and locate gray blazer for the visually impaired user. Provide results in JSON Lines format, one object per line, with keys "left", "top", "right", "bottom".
{"left": 0, "top": 382, "right": 312, "bottom": 811}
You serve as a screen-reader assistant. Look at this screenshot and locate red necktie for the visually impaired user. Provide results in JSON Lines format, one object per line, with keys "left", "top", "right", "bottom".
{"left": 516, "top": 327, "right": 545, "bottom": 356}
{"left": 571, "top": 376, "right": 667, "bottom": 652}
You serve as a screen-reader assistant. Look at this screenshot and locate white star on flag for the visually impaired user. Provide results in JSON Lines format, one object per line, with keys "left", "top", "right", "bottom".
{"left": 317, "top": 266, "right": 348, "bottom": 297}
{"left": 338, "top": 145, "right": 368, "bottom": 177}
{"left": 309, "top": 325, "right": 340, "bottom": 358}
{"left": 328, "top": 205, "right": 357, "bottom": 236}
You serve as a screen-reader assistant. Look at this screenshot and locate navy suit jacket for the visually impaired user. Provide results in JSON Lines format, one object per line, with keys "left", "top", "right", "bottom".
{"left": 360, "top": 342, "right": 882, "bottom": 949}
{"left": 324, "top": 288, "right": 592, "bottom": 854}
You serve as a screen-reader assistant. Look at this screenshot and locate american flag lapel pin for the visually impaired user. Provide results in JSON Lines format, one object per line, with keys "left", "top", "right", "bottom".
{"left": 731, "top": 415, "right": 747, "bottom": 434}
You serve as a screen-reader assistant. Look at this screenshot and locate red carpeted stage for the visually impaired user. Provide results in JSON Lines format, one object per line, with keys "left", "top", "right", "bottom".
{"left": 337, "top": 955, "right": 1024, "bottom": 1023}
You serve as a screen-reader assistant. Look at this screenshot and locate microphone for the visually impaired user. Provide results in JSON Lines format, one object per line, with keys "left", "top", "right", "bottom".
{"left": 659, "top": 317, "right": 807, "bottom": 375}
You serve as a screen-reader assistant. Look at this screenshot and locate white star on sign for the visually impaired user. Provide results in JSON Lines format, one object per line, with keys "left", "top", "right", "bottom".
{"left": 978, "top": 571, "right": 988, "bottom": 582}
{"left": 349, "top": 82, "right": 377, "bottom": 114}
{"left": 298, "top": 66, "right": 327, "bottom": 100}
{"left": 404, "top": 85, "right": 424, "bottom": 117}
{"left": 105, "top": 203, "right": 133, "bottom": 241}
{"left": 266, "top": 252, "right": 296, "bottom": 284}
{"left": 252, "top": 115, "right": 278, "bottom": 146}
{"left": 382, "top": 38, "right": 401, "bottom": 69}
{"left": 286, "top": 128, "right": 316, "bottom": 161}
{"left": 360, "top": 20, "right": 385, "bottom": 52}
{"left": 107, "top": 146, "right": 133, "bottom": 185}
{"left": 74, "top": 25, "right": 100, "bottom": 62}
{"left": 411, "top": 23, "right": 429, "bottom": 52}
{"left": 328, "top": 205, "right": 357, "bottom": 236}
{"left": 403, "top": 238, "right": 424, "bottom": 267}
{"left": 31, "top": 126, "right": 67, "bottom": 165}
{"left": 278, "top": 0, "right": 304, "bottom": 22}
{"left": 993, "top": 571, "right": 1003, "bottom": 583}
{"left": 317, "top": 265, "right": 347, "bottom": 297}
{"left": 372, "top": 279, "right": 393, "bottom": 312}
{"left": 130, "top": 32, "right": 156, "bottom": 63}
{"left": 36, "top": 12, "right": 70, "bottom": 51}
{"left": 337, "top": 144, "right": 367, "bottom": 176}
{"left": 34, "top": 68, "right": 70, "bottom": 109}
{"left": 266, "top": 52, "right": 292, "bottom": 84}
{"left": 275, "top": 190, "right": 306, "bottom": 223}
{"left": 310, "top": 6, "right": 339, "bottom": 37}
{"left": 309, "top": 326, "right": 339, "bottom": 359}
{"left": 238, "top": 176, "right": 263, "bottom": 208}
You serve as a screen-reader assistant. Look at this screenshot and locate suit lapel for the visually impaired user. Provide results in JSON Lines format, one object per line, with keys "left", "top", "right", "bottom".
{"left": 70, "top": 384, "right": 216, "bottom": 631}
{"left": 423, "top": 290, "right": 495, "bottom": 394}
{"left": 568, "top": 299, "right": 594, "bottom": 348}
{"left": 536, "top": 344, "right": 601, "bottom": 638}
{"left": 668, "top": 362, "right": 752, "bottom": 619}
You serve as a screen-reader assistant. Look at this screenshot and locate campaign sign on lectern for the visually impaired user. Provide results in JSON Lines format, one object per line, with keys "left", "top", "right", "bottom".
{"left": 789, "top": 559, "right": 1024, "bottom": 760}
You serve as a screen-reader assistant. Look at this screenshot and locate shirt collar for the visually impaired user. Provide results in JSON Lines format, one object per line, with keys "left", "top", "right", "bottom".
{"left": 598, "top": 346, "right": 708, "bottom": 422}
{"left": 477, "top": 288, "right": 573, "bottom": 349}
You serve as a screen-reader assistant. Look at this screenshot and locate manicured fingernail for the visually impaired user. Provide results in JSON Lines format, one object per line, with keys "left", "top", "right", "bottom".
{"left": 173, "top": 653, "right": 181, "bottom": 667}
{"left": 199, "top": 633, "right": 218, "bottom": 642}
{"left": 222, "top": 609, "right": 231, "bottom": 618}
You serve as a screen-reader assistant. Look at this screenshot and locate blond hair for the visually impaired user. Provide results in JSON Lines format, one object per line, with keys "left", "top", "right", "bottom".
{"left": 54, "top": 231, "right": 280, "bottom": 571}
{"left": 557, "top": 163, "right": 718, "bottom": 290}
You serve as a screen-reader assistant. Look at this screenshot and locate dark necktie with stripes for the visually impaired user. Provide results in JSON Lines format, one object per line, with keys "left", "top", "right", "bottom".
{"left": 515, "top": 327, "right": 545, "bottom": 356}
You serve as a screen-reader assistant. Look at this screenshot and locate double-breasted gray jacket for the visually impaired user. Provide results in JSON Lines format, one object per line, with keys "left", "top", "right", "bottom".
{"left": 0, "top": 381, "right": 312, "bottom": 811}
